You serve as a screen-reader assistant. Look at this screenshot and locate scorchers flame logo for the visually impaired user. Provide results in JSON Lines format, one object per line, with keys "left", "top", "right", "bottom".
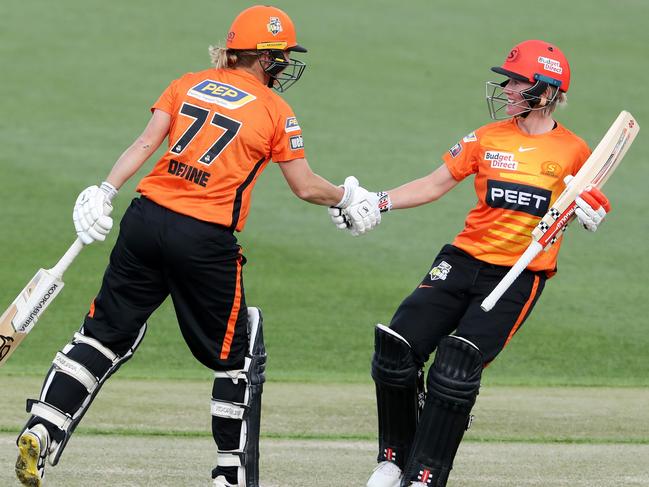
{"left": 1, "top": 334, "right": 14, "bottom": 361}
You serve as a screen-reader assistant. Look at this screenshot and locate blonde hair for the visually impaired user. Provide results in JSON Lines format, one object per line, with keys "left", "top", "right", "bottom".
{"left": 209, "top": 45, "right": 259, "bottom": 69}
{"left": 541, "top": 87, "right": 567, "bottom": 116}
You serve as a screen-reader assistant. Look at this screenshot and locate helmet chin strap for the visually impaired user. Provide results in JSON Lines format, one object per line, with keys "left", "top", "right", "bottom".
{"left": 499, "top": 79, "right": 539, "bottom": 118}
{"left": 518, "top": 80, "right": 549, "bottom": 118}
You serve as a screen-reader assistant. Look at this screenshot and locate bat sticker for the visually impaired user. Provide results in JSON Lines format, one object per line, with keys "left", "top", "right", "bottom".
{"left": 0, "top": 335, "right": 14, "bottom": 362}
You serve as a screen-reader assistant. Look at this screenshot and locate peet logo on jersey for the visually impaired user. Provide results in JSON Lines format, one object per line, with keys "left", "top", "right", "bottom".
{"left": 188, "top": 81, "right": 257, "bottom": 109}
{"left": 486, "top": 180, "right": 552, "bottom": 217}
{"left": 485, "top": 151, "right": 518, "bottom": 170}
{"left": 285, "top": 117, "right": 301, "bottom": 133}
{"left": 289, "top": 135, "right": 304, "bottom": 150}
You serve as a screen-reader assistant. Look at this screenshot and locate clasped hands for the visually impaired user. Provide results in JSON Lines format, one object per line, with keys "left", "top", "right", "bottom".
{"left": 328, "top": 176, "right": 391, "bottom": 236}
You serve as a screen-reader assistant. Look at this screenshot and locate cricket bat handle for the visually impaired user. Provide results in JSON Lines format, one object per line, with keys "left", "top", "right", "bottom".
{"left": 49, "top": 238, "right": 84, "bottom": 279}
{"left": 481, "top": 241, "right": 543, "bottom": 312}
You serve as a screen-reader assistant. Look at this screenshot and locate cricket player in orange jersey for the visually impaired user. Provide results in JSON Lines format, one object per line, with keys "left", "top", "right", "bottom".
{"left": 14, "top": 5, "right": 381, "bottom": 487}
{"left": 331, "top": 40, "right": 612, "bottom": 487}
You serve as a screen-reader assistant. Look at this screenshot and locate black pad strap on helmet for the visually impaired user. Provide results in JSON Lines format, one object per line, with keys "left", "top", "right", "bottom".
{"left": 371, "top": 324, "right": 424, "bottom": 469}
{"left": 401, "top": 335, "right": 483, "bottom": 487}
{"left": 521, "top": 80, "right": 549, "bottom": 113}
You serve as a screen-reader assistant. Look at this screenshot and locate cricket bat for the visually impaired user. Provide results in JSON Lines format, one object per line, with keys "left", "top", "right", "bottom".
{"left": 0, "top": 238, "right": 84, "bottom": 366}
{"left": 481, "top": 110, "right": 640, "bottom": 312}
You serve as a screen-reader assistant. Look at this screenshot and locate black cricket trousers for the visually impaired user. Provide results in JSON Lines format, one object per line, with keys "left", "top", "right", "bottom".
{"left": 83, "top": 196, "right": 248, "bottom": 370}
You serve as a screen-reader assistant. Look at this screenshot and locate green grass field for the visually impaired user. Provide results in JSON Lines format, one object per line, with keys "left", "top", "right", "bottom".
{"left": 1, "top": 0, "right": 648, "bottom": 485}
{"left": 1, "top": 378, "right": 648, "bottom": 486}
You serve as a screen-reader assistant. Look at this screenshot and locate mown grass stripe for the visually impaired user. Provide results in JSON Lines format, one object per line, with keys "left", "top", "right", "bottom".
{"left": 1, "top": 426, "right": 647, "bottom": 445}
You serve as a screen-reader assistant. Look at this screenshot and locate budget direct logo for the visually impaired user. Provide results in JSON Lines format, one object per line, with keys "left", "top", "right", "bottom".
{"left": 538, "top": 56, "right": 563, "bottom": 74}
{"left": 485, "top": 151, "right": 518, "bottom": 170}
{"left": 188, "top": 81, "right": 256, "bottom": 109}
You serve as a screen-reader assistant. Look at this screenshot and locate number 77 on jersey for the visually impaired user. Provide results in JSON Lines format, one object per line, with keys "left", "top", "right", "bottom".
{"left": 481, "top": 110, "right": 640, "bottom": 312}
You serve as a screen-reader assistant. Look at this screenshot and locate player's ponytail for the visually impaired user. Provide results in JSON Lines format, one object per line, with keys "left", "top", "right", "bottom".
{"left": 209, "top": 45, "right": 238, "bottom": 69}
{"left": 209, "top": 45, "right": 259, "bottom": 69}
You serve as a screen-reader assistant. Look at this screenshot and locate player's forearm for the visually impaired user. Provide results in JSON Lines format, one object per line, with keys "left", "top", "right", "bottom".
{"left": 387, "top": 164, "right": 459, "bottom": 210}
{"left": 104, "top": 109, "right": 171, "bottom": 189}
{"left": 105, "top": 137, "right": 160, "bottom": 189}
{"left": 387, "top": 176, "right": 440, "bottom": 209}
{"left": 293, "top": 172, "right": 344, "bottom": 206}
{"left": 279, "top": 158, "right": 345, "bottom": 206}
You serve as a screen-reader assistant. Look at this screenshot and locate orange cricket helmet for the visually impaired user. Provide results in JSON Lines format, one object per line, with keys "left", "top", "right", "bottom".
{"left": 226, "top": 5, "right": 307, "bottom": 53}
{"left": 491, "top": 39, "right": 570, "bottom": 92}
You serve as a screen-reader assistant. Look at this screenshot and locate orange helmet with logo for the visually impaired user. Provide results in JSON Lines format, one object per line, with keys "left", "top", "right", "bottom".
{"left": 491, "top": 39, "right": 570, "bottom": 92}
{"left": 226, "top": 5, "right": 307, "bottom": 53}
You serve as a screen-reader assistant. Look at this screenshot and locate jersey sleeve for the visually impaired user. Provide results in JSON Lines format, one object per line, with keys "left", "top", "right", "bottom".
{"left": 269, "top": 99, "right": 305, "bottom": 163}
{"left": 150, "top": 77, "right": 181, "bottom": 115}
{"left": 441, "top": 128, "right": 482, "bottom": 181}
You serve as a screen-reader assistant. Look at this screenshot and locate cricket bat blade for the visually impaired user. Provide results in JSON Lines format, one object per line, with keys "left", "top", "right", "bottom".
{"left": 0, "top": 238, "right": 83, "bottom": 367}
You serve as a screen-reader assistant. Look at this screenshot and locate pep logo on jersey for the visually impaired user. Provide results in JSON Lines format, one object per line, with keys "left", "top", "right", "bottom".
{"left": 188, "top": 80, "right": 257, "bottom": 109}
{"left": 285, "top": 117, "right": 301, "bottom": 133}
{"left": 485, "top": 151, "right": 518, "bottom": 171}
{"left": 486, "top": 180, "right": 551, "bottom": 217}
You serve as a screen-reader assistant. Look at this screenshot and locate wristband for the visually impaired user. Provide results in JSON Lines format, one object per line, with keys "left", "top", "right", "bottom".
{"left": 336, "top": 184, "right": 353, "bottom": 208}
{"left": 377, "top": 191, "right": 392, "bottom": 213}
{"left": 100, "top": 181, "right": 119, "bottom": 202}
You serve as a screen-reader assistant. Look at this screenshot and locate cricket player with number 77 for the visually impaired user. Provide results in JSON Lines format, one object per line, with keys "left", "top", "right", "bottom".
{"left": 330, "top": 40, "right": 621, "bottom": 487}
{"left": 13, "top": 5, "right": 383, "bottom": 487}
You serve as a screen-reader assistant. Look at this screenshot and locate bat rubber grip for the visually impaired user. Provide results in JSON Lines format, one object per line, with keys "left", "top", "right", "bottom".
{"left": 49, "top": 238, "right": 84, "bottom": 279}
{"left": 481, "top": 241, "right": 543, "bottom": 312}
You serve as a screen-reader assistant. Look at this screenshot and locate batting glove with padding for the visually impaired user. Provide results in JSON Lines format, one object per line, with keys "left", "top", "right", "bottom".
{"left": 575, "top": 186, "right": 611, "bottom": 232}
{"left": 328, "top": 176, "right": 385, "bottom": 236}
{"left": 73, "top": 181, "right": 118, "bottom": 244}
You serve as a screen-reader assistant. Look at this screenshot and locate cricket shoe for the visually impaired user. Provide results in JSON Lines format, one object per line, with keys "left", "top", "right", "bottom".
{"left": 213, "top": 475, "right": 237, "bottom": 487}
{"left": 367, "top": 461, "right": 402, "bottom": 487}
{"left": 15, "top": 424, "right": 50, "bottom": 487}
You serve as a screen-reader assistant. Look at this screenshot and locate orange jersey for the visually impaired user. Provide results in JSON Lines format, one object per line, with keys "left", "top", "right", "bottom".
{"left": 137, "top": 68, "right": 305, "bottom": 231}
{"left": 443, "top": 118, "right": 591, "bottom": 275}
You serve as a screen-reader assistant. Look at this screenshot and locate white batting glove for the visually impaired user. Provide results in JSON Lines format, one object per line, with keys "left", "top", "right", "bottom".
{"left": 328, "top": 176, "right": 358, "bottom": 230}
{"left": 328, "top": 176, "right": 387, "bottom": 237}
{"left": 575, "top": 186, "right": 611, "bottom": 232}
{"left": 328, "top": 207, "right": 348, "bottom": 230}
{"left": 73, "top": 181, "right": 118, "bottom": 245}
